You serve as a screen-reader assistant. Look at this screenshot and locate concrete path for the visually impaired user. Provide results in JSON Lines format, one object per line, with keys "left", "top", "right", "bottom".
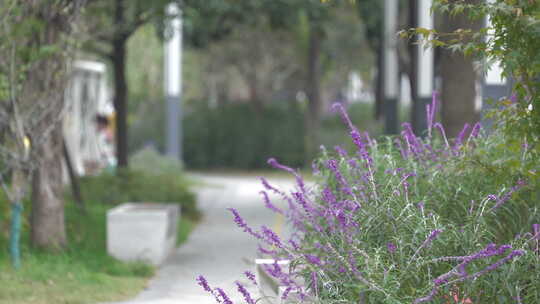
{"left": 107, "top": 173, "right": 297, "bottom": 304}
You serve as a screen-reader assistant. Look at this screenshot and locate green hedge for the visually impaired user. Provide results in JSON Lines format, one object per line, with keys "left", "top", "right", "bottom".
{"left": 184, "top": 103, "right": 306, "bottom": 169}
{"left": 128, "top": 101, "right": 382, "bottom": 169}
{"left": 78, "top": 169, "right": 198, "bottom": 220}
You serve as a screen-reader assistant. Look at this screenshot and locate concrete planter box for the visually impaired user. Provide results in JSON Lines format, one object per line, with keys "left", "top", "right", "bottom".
{"left": 107, "top": 203, "right": 180, "bottom": 265}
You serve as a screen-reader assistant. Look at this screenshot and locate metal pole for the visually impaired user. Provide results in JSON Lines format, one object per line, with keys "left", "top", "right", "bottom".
{"left": 414, "top": 0, "right": 434, "bottom": 136}
{"left": 384, "top": 0, "right": 399, "bottom": 134}
{"left": 164, "top": 3, "right": 182, "bottom": 161}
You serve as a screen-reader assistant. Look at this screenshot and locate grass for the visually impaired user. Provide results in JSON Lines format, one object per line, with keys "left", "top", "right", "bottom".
{"left": 0, "top": 254, "right": 148, "bottom": 304}
{"left": 0, "top": 197, "right": 197, "bottom": 304}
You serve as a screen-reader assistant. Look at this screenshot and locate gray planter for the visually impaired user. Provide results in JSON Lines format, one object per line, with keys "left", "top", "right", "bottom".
{"left": 107, "top": 203, "right": 180, "bottom": 265}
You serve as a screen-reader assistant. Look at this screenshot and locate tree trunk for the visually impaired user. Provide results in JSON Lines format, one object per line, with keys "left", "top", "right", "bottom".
{"left": 63, "top": 137, "right": 85, "bottom": 212}
{"left": 22, "top": 1, "right": 82, "bottom": 252}
{"left": 112, "top": 36, "right": 129, "bottom": 168}
{"left": 111, "top": 0, "right": 129, "bottom": 168}
{"left": 438, "top": 0, "right": 482, "bottom": 138}
{"left": 374, "top": 42, "right": 384, "bottom": 120}
{"left": 304, "top": 21, "right": 323, "bottom": 163}
{"left": 31, "top": 123, "right": 66, "bottom": 250}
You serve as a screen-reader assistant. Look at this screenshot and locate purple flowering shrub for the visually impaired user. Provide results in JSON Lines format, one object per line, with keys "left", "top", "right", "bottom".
{"left": 198, "top": 94, "right": 540, "bottom": 303}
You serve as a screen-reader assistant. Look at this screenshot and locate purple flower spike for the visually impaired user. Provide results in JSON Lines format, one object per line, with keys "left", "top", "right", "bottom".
{"left": 281, "top": 286, "right": 293, "bottom": 300}
{"left": 489, "top": 181, "right": 525, "bottom": 212}
{"left": 426, "top": 91, "right": 439, "bottom": 138}
{"left": 228, "top": 208, "right": 263, "bottom": 240}
{"left": 244, "top": 271, "right": 258, "bottom": 286}
{"left": 285, "top": 239, "right": 299, "bottom": 252}
{"left": 428, "top": 229, "right": 442, "bottom": 241}
{"left": 311, "top": 271, "right": 319, "bottom": 297}
{"left": 261, "top": 225, "right": 283, "bottom": 248}
{"left": 533, "top": 224, "right": 540, "bottom": 237}
{"left": 331, "top": 102, "right": 355, "bottom": 131}
{"left": 260, "top": 191, "right": 284, "bottom": 214}
{"left": 487, "top": 194, "right": 497, "bottom": 201}
{"left": 236, "top": 281, "right": 255, "bottom": 304}
{"left": 196, "top": 275, "right": 212, "bottom": 293}
{"left": 411, "top": 229, "right": 443, "bottom": 260}
{"left": 216, "top": 288, "right": 233, "bottom": 304}
{"left": 454, "top": 123, "right": 470, "bottom": 151}
{"left": 387, "top": 242, "right": 397, "bottom": 253}
{"left": 326, "top": 159, "right": 353, "bottom": 196}
{"left": 322, "top": 187, "right": 337, "bottom": 205}
{"left": 258, "top": 245, "right": 277, "bottom": 256}
{"left": 197, "top": 275, "right": 222, "bottom": 303}
{"left": 433, "top": 123, "right": 450, "bottom": 149}
{"left": 268, "top": 158, "right": 306, "bottom": 194}
{"left": 268, "top": 157, "right": 295, "bottom": 174}
{"left": 305, "top": 254, "right": 323, "bottom": 266}
{"left": 335, "top": 145, "right": 348, "bottom": 157}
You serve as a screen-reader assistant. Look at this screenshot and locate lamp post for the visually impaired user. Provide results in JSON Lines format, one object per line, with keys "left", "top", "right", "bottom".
{"left": 164, "top": 2, "right": 182, "bottom": 161}
{"left": 414, "top": 0, "right": 434, "bottom": 135}
{"left": 383, "top": 0, "right": 399, "bottom": 134}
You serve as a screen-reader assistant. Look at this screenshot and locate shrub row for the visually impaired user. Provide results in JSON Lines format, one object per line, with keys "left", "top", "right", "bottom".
{"left": 129, "top": 100, "right": 381, "bottom": 170}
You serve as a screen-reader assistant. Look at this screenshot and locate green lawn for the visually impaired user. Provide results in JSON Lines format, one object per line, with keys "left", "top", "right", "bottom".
{"left": 0, "top": 201, "right": 196, "bottom": 304}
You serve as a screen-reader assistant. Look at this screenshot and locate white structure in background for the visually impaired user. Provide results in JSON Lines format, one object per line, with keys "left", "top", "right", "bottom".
{"left": 63, "top": 60, "right": 115, "bottom": 176}
{"left": 417, "top": 0, "right": 434, "bottom": 101}
{"left": 484, "top": 0, "right": 506, "bottom": 88}
{"left": 383, "top": 0, "right": 399, "bottom": 133}
{"left": 347, "top": 71, "right": 374, "bottom": 103}
{"left": 400, "top": 75, "right": 412, "bottom": 107}
{"left": 411, "top": 0, "right": 435, "bottom": 133}
{"left": 481, "top": 0, "right": 510, "bottom": 128}
{"left": 164, "top": 2, "right": 183, "bottom": 161}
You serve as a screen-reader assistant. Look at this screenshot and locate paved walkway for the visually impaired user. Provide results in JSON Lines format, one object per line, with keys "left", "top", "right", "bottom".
{"left": 107, "top": 173, "right": 296, "bottom": 304}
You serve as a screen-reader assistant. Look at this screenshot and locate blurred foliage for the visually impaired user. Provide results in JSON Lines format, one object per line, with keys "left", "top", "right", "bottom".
{"left": 183, "top": 103, "right": 305, "bottom": 169}
{"left": 126, "top": 24, "right": 164, "bottom": 114}
{"left": 130, "top": 147, "right": 184, "bottom": 175}
{"left": 403, "top": 0, "right": 540, "bottom": 157}
{"left": 79, "top": 168, "right": 198, "bottom": 220}
{"left": 355, "top": 0, "right": 382, "bottom": 51}
{"left": 128, "top": 101, "right": 381, "bottom": 170}
{"left": 125, "top": 6, "right": 376, "bottom": 167}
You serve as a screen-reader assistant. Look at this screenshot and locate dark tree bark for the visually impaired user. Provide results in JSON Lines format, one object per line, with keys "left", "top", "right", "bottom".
{"left": 31, "top": 123, "right": 66, "bottom": 250}
{"left": 438, "top": 0, "right": 482, "bottom": 138}
{"left": 112, "top": 0, "right": 129, "bottom": 168}
{"left": 63, "top": 138, "right": 84, "bottom": 212}
{"left": 304, "top": 21, "right": 323, "bottom": 162}
{"left": 374, "top": 40, "right": 385, "bottom": 120}
{"left": 21, "top": 0, "right": 86, "bottom": 251}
